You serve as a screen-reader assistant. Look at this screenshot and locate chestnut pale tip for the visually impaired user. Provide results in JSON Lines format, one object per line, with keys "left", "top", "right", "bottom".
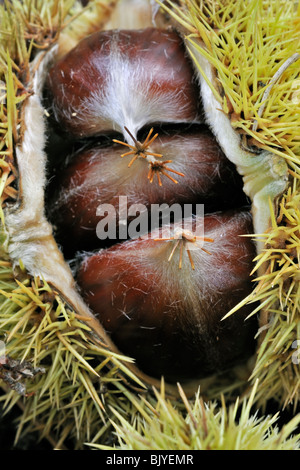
{"left": 113, "top": 127, "right": 185, "bottom": 185}
{"left": 154, "top": 229, "right": 214, "bottom": 269}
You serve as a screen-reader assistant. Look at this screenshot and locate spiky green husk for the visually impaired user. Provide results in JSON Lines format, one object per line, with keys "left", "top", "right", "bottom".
{"left": 0, "top": 233, "right": 151, "bottom": 448}
{"left": 160, "top": 0, "right": 300, "bottom": 412}
{"left": 225, "top": 181, "right": 300, "bottom": 410}
{"left": 91, "top": 381, "right": 300, "bottom": 450}
{"left": 0, "top": 0, "right": 299, "bottom": 449}
{"left": 0, "top": 0, "right": 146, "bottom": 449}
{"left": 159, "top": 0, "right": 300, "bottom": 167}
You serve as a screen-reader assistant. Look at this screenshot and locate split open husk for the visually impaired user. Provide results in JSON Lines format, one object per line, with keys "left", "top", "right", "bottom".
{"left": 0, "top": 0, "right": 299, "bottom": 450}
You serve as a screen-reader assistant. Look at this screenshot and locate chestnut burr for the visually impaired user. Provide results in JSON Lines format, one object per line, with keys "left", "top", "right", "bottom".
{"left": 46, "top": 27, "right": 202, "bottom": 140}
{"left": 76, "top": 209, "right": 257, "bottom": 383}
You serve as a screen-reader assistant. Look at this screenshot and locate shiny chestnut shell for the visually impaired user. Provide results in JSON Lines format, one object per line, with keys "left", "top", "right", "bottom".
{"left": 46, "top": 28, "right": 202, "bottom": 138}
{"left": 76, "top": 209, "right": 257, "bottom": 383}
{"left": 47, "top": 126, "right": 246, "bottom": 256}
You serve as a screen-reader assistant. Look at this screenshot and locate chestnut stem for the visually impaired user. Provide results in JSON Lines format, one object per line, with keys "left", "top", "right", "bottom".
{"left": 154, "top": 230, "right": 214, "bottom": 269}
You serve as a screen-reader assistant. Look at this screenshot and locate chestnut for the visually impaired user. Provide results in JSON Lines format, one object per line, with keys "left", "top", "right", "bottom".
{"left": 76, "top": 209, "right": 257, "bottom": 383}
{"left": 47, "top": 126, "right": 246, "bottom": 256}
{"left": 46, "top": 27, "right": 202, "bottom": 140}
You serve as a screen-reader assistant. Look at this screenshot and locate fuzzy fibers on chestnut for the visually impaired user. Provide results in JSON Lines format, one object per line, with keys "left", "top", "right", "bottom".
{"left": 76, "top": 209, "right": 257, "bottom": 382}
{"left": 46, "top": 27, "right": 202, "bottom": 140}
{"left": 47, "top": 126, "right": 246, "bottom": 255}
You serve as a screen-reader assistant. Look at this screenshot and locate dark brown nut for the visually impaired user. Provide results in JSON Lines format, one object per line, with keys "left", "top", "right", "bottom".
{"left": 46, "top": 27, "right": 202, "bottom": 139}
{"left": 76, "top": 209, "right": 257, "bottom": 383}
{"left": 48, "top": 126, "right": 246, "bottom": 256}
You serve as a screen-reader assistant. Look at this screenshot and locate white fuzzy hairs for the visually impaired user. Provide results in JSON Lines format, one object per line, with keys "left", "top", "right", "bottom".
{"left": 49, "top": 27, "right": 202, "bottom": 143}
{"left": 78, "top": 50, "right": 194, "bottom": 143}
{"left": 81, "top": 209, "right": 254, "bottom": 324}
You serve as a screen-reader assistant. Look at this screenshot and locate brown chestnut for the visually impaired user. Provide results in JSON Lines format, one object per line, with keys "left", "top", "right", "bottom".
{"left": 47, "top": 126, "right": 246, "bottom": 256}
{"left": 76, "top": 209, "right": 257, "bottom": 383}
{"left": 46, "top": 28, "right": 202, "bottom": 140}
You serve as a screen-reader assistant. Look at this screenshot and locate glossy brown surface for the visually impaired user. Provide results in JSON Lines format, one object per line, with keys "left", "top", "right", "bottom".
{"left": 48, "top": 126, "right": 247, "bottom": 256}
{"left": 47, "top": 28, "right": 202, "bottom": 138}
{"left": 76, "top": 209, "right": 257, "bottom": 383}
